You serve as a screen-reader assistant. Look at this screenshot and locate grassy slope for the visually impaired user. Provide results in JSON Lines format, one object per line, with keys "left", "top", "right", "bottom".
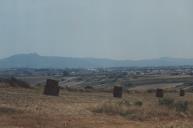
{"left": 0, "top": 88, "right": 193, "bottom": 128}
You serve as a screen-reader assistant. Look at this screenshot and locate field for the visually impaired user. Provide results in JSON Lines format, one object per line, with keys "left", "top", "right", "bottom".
{"left": 0, "top": 87, "right": 193, "bottom": 128}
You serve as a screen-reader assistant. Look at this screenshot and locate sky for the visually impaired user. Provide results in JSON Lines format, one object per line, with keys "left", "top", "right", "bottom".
{"left": 0, "top": 0, "right": 193, "bottom": 60}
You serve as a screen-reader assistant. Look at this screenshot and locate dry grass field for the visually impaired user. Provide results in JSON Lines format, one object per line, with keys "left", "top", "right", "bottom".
{"left": 0, "top": 87, "right": 193, "bottom": 128}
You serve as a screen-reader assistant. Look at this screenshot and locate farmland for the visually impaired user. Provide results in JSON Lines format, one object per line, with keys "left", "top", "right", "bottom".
{"left": 1, "top": 67, "right": 193, "bottom": 127}
{"left": 0, "top": 87, "right": 193, "bottom": 128}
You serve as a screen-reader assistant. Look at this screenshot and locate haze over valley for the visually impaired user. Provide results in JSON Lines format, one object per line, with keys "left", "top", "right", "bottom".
{"left": 1, "top": 0, "right": 193, "bottom": 128}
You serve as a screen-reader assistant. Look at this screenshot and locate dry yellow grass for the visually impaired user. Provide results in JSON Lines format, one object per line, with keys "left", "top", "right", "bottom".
{"left": 0, "top": 87, "right": 193, "bottom": 128}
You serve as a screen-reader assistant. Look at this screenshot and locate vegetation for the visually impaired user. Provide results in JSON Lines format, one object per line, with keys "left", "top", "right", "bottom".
{"left": 0, "top": 77, "right": 31, "bottom": 88}
{"left": 134, "top": 101, "right": 143, "bottom": 106}
{"left": 1, "top": 63, "right": 193, "bottom": 128}
{"left": 175, "top": 101, "right": 188, "bottom": 112}
{"left": 158, "top": 97, "right": 175, "bottom": 108}
{"left": 0, "top": 85, "right": 193, "bottom": 127}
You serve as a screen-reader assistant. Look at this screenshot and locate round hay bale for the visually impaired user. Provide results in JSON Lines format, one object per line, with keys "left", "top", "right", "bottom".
{"left": 156, "top": 88, "right": 164, "bottom": 98}
{"left": 113, "top": 86, "right": 123, "bottom": 98}
{"left": 44, "top": 79, "right": 60, "bottom": 96}
{"left": 180, "top": 89, "right": 185, "bottom": 97}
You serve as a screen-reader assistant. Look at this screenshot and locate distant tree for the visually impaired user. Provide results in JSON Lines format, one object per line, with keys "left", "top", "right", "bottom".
{"left": 84, "top": 85, "right": 94, "bottom": 90}
{"left": 63, "top": 71, "right": 69, "bottom": 76}
{"left": 9, "top": 77, "right": 31, "bottom": 88}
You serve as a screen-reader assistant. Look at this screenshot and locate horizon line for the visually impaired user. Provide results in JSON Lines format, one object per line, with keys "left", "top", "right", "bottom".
{"left": 1, "top": 52, "right": 193, "bottom": 61}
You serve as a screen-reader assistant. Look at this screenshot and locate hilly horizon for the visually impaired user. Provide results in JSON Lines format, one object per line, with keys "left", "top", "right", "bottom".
{"left": 0, "top": 53, "right": 193, "bottom": 69}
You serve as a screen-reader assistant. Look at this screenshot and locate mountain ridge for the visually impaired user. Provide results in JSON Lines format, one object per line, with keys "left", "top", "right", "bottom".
{"left": 0, "top": 53, "right": 193, "bottom": 69}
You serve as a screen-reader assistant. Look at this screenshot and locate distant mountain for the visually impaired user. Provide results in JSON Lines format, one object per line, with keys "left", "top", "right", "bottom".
{"left": 0, "top": 53, "right": 193, "bottom": 69}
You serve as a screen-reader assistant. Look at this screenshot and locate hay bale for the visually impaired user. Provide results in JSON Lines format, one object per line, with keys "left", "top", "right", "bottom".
{"left": 44, "top": 79, "right": 60, "bottom": 96}
{"left": 156, "top": 88, "right": 163, "bottom": 98}
{"left": 180, "top": 89, "right": 185, "bottom": 96}
{"left": 113, "top": 86, "right": 123, "bottom": 98}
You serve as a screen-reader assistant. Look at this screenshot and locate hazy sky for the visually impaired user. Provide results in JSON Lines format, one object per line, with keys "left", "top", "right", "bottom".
{"left": 0, "top": 0, "right": 193, "bottom": 60}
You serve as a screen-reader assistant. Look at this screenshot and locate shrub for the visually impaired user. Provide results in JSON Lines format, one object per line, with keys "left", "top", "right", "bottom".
{"left": 92, "top": 99, "right": 143, "bottom": 118}
{"left": 0, "top": 106, "right": 23, "bottom": 115}
{"left": 93, "top": 101, "right": 128, "bottom": 115}
{"left": 175, "top": 101, "right": 188, "bottom": 112}
{"left": 119, "top": 99, "right": 131, "bottom": 107}
{"left": 134, "top": 101, "right": 143, "bottom": 107}
{"left": 84, "top": 85, "right": 94, "bottom": 90}
{"left": 159, "top": 97, "right": 174, "bottom": 108}
{"left": 147, "top": 89, "right": 155, "bottom": 93}
{"left": 8, "top": 77, "right": 31, "bottom": 88}
{"left": 158, "top": 98, "right": 188, "bottom": 113}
